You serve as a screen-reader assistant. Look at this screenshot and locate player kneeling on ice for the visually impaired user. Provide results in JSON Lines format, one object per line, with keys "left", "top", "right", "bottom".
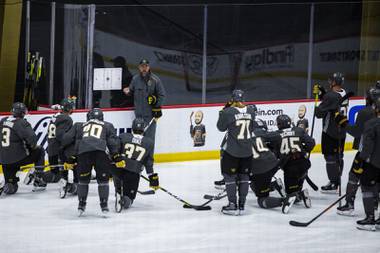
{"left": 63, "top": 108, "right": 120, "bottom": 216}
{"left": 110, "top": 117, "right": 158, "bottom": 212}
{"left": 355, "top": 97, "right": 380, "bottom": 231}
{"left": 275, "top": 115, "right": 315, "bottom": 208}
{"left": 0, "top": 102, "right": 47, "bottom": 195}
{"left": 250, "top": 119, "right": 296, "bottom": 214}
{"left": 217, "top": 90, "right": 256, "bottom": 215}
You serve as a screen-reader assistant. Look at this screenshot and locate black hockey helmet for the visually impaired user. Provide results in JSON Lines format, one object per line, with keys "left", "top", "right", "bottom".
{"left": 11, "top": 102, "right": 27, "bottom": 118}
{"left": 328, "top": 72, "right": 344, "bottom": 86}
{"left": 231, "top": 89, "right": 245, "bottom": 103}
{"left": 132, "top": 117, "right": 145, "bottom": 134}
{"left": 276, "top": 114, "right": 292, "bottom": 130}
{"left": 255, "top": 118, "right": 268, "bottom": 131}
{"left": 61, "top": 98, "right": 75, "bottom": 113}
{"left": 87, "top": 108, "right": 104, "bottom": 121}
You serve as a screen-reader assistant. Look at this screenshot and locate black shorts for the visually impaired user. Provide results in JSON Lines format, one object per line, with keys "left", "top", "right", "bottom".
{"left": 221, "top": 151, "right": 252, "bottom": 175}
{"left": 2, "top": 147, "right": 45, "bottom": 183}
{"left": 283, "top": 158, "right": 311, "bottom": 194}
{"left": 251, "top": 168, "right": 277, "bottom": 198}
{"left": 110, "top": 167, "right": 140, "bottom": 200}
{"left": 361, "top": 162, "right": 380, "bottom": 187}
{"left": 321, "top": 132, "right": 345, "bottom": 155}
{"left": 77, "top": 151, "right": 111, "bottom": 184}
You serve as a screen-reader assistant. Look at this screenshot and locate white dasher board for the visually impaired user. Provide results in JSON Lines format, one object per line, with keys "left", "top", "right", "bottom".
{"left": 93, "top": 67, "right": 122, "bottom": 90}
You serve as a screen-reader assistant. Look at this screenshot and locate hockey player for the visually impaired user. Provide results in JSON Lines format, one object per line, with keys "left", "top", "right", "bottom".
{"left": 0, "top": 102, "right": 46, "bottom": 194}
{"left": 275, "top": 114, "right": 315, "bottom": 207}
{"left": 250, "top": 119, "right": 296, "bottom": 214}
{"left": 217, "top": 89, "right": 256, "bottom": 215}
{"left": 355, "top": 97, "right": 380, "bottom": 231}
{"left": 110, "top": 117, "right": 158, "bottom": 211}
{"left": 315, "top": 73, "right": 349, "bottom": 193}
{"left": 337, "top": 85, "right": 379, "bottom": 216}
{"left": 45, "top": 98, "right": 79, "bottom": 197}
{"left": 63, "top": 108, "right": 120, "bottom": 216}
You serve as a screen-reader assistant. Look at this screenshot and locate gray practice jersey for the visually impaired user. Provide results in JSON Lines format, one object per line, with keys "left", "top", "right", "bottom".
{"left": 251, "top": 126, "right": 279, "bottom": 175}
{"left": 119, "top": 133, "right": 154, "bottom": 175}
{"left": 217, "top": 105, "right": 256, "bottom": 158}
{"left": 47, "top": 113, "right": 73, "bottom": 156}
{"left": 275, "top": 126, "right": 315, "bottom": 163}
{"left": 0, "top": 116, "right": 38, "bottom": 164}
{"left": 61, "top": 122, "right": 83, "bottom": 158}
{"left": 346, "top": 106, "right": 376, "bottom": 150}
{"left": 359, "top": 117, "right": 380, "bottom": 168}
{"left": 316, "top": 89, "right": 348, "bottom": 139}
{"left": 129, "top": 72, "right": 166, "bottom": 120}
{"left": 63, "top": 119, "right": 119, "bottom": 156}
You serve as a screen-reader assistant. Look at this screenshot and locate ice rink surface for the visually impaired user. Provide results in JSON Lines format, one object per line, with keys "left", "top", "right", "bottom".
{"left": 0, "top": 151, "right": 379, "bottom": 253}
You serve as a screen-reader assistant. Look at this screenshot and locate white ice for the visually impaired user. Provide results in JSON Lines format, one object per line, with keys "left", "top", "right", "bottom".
{"left": 0, "top": 151, "right": 379, "bottom": 253}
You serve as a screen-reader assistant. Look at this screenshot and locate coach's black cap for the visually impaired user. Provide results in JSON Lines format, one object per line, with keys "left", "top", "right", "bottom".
{"left": 139, "top": 59, "right": 150, "bottom": 65}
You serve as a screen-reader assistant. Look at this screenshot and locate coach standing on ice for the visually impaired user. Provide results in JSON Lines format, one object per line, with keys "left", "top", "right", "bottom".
{"left": 123, "top": 59, "right": 166, "bottom": 146}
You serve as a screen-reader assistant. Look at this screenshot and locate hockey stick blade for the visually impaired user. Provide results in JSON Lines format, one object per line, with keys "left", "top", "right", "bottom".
{"left": 183, "top": 204, "right": 212, "bottom": 211}
{"left": 289, "top": 220, "right": 310, "bottom": 227}
{"left": 306, "top": 176, "right": 318, "bottom": 191}
{"left": 203, "top": 193, "right": 227, "bottom": 200}
{"left": 138, "top": 190, "right": 155, "bottom": 195}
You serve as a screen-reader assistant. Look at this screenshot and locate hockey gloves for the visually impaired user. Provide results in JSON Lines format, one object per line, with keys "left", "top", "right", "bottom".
{"left": 334, "top": 111, "right": 348, "bottom": 128}
{"left": 64, "top": 156, "right": 77, "bottom": 171}
{"left": 113, "top": 154, "right": 126, "bottom": 169}
{"left": 147, "top": 95, "right": 157, "bottom": 105}
{"left": 313, "top": 84, "right": 326, "bottom": 99}
{"left": 152, "top": 107, "right": 162, "bottom": 119}
{"left": 148, "top": 173, "right": 160, "bottom": 190}
{"left": 352, "top": 157, "right": 364, "bottom": 175}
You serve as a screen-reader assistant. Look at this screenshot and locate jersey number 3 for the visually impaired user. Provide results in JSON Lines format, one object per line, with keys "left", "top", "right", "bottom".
{"left": 1, "top": 128, "right": 11, "bottom": 147}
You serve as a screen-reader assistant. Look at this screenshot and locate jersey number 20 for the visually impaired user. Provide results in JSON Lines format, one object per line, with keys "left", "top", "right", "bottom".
{"left": 83, "top": 124, "right": 103, "bottom": 139}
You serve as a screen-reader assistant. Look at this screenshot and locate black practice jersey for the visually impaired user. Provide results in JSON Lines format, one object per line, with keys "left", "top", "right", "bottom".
{"left": 61, "top": 122, "right": 83, "bottom": 158}
{"left": 217, "top": 105, "right": 256, "bottom": 157}
{"left": 275, "top": 126, "right": 315, "bottom": 162}
{"left": 316, "top": 89, "right": 348, "bottom": 139}
{"left": 346, "top": 106, "right": 376, "bottom": 150}
{"left": 360, "top": 117, "right": 380, "bottom": 168}
{"left": 47, "top": 113, "right": 73, "bottom": 156}
{"left": 0, "top": 116, "right": 38, "bottom": 164}
{"left": 251, "top": 127, "right": 279, "bottom": 175}
{"left": 119, "top": 133, "right": 154, "bottom": 174}
{"left": 63, "top": 119, "right": 119, "bottom": 156}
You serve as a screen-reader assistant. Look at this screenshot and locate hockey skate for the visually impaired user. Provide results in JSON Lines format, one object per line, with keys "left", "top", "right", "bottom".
{"left": 282, "top": 195, "right": 296, "bottom": 214}
{"left": 78, "top": 200, "right": 86, "bottom": 217}
{"left": 238, "top": 200, "right": 245, "bottom": 216}
{"left": 320, "top": 182, "right": 339, "bottom": 194}
{"left": 375, "top": 217, "right": 380, "bottom": 230}
{"left": 271, "top": 177, "right": 286, "bottom": 198}
{"left": 221, "top": 202, "right": 238, "bottom": 216}
{"left": 23, "top": 168, "right": 35, "bottom": 185}
{"left": 356, "top": 216, "right": 376, "bottom": 231}
{"left": 299, "top": 189, "right": 311, "bottom": 208}
{"left": 0, "top": 180, "right": 4, "bottom": 195}
{"left": 100, "top": 200, "right": 109, "bottom": 217}
{"left": 214, "top": 179, "right": 225, "bottom": 190}
{"left": 337, "top": 202, "right": 355, "bottom": 216}
{"left": 59, "top": 178, "right": 68, "bottom": 198}
{"left": 32, "top": 176, "right": 47, "bottom": 192}
{"left": 115, "top": 192, "right": 123, "bottom": 213}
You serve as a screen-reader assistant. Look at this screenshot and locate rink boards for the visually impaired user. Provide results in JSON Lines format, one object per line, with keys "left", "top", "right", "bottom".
{"left": 0, "top": 98, "right": 365, "bottom": 163}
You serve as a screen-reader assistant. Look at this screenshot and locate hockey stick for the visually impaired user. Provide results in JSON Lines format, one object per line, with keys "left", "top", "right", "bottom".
{"left": 140, "top": 175, "right": 211, "bottom": 211}
{"left": 138, "top": 189, "right": 155, "bottom": 195}
{"left": 289, "top": 193, "right": 347, "bottom": 227}
{"left": 185, "top": 190, "right": 226, "bottom": 209}
{"left": 144, "top": 118, "right": 156, "bottom": 132}
{"left": 204, "top": 193, "right": 227, "bottom": 200}
{"left": 21, "top": 164, "right": 63, "bottom": 170}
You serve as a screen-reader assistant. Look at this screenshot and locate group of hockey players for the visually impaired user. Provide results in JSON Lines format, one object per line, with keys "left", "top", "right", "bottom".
{"left": 0, "top": 100, "right": 160, "bottom": 216}
{"left": 0, "top": 71, "right": 379, "bottom": 231}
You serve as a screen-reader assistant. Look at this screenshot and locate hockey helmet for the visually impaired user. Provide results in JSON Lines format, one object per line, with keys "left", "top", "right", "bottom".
{"left": 328, "top": 72, "right": 344, "bottom": 86}
{"left": 255, "top": 118, "right": 268, "bottom": 131}
{"left": 276, "top": 114, "right": 292, "bottom": 130}
{"left": 231, "top": 89, "right": 245, "bottom": 103}
{"left": 11, "top": 102, "right": 27, "bottom": 118}
{"left": 132, "top": 117, "right": 145, "bottom": 134}
{"left": 61, "top": 98, "right": 75, "bottom": 113}
{"left": 87, "top": 108, "right": 104, "bottom": 121}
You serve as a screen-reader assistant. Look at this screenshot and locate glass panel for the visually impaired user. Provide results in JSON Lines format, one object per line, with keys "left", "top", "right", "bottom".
{"left": 312, "top": 3, "right": 362, "bottom": 96}
{"left": 206, "top": 4, "right": 311, "bottom": 103}
{"left": 93, "top": 5, "right": 204, "bottom": 107}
